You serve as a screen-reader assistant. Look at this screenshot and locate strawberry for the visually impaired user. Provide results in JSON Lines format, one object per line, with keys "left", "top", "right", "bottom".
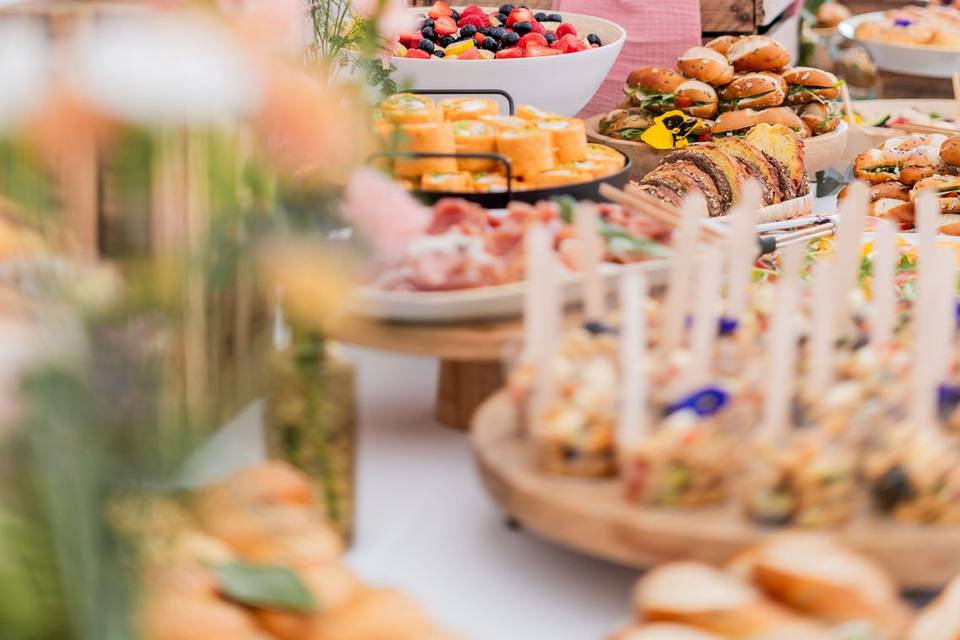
{"left": 507, "top": 7, "right": 534, "bottom": 26}
{"left": 551, "top": 33, "right": 584, "bottom": 53}
{"left": 459, "top": 47, "right": 482, "bottom": 60}
{"left": 518, "top": 32, "right": 548, "bottom": 49}
{"left": 556, "top": 22, "right": 577, "bottom": 38}
{"left": 398, "top": 32, "right": 419, "bottom": 48}
{"left": 524, "top": 43, "right": 561, "bottom": 57}
{"left": 405, "top": 48, "right": 432, "bottom": 59}
{"left": 460, "top": 4, "right": 485, "bottom": 16}
{"left": 427, "top": 1, "right": 453, "bottom": 19}
{"left": 433, "top": 15, "right": 458, "bottom": 35}
{"left": 529, "top": 19, "right": 546, "bottom": 34}
{"left": 458, "top": 12, "right": 490, "bottom": 29}
{"left": 495, "top": 46, "right": 525, "bottom": 59}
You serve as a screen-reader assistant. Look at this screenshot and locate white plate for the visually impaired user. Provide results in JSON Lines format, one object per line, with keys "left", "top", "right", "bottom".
{"left": 350, "top": 259, "right": 669, "bottom": 323}
{"left": 838, "top": 12, "right": 960, "bottom": 79}
{"left": 392, "top": 8, "right": 626, "bottom": 117}
{"left": 350, "top": 195, "right": 812, "bottom": 322}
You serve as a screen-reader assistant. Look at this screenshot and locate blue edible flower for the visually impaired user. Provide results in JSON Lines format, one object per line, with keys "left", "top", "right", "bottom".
{"left": 664, "top": 387, "right": 730, "bottom": 418}
{"left": 893, "top": 18, "right": 912, "bottom": 27}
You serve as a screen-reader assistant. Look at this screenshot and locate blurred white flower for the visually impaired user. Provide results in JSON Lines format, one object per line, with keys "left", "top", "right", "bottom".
{"left": 68, "top": 13, "right": 261, "bottom": 125}
{"left": 0, "top": 19, "right": 49, "bottom": 130}
{"left": 351, "top": 0, "right": 416, "bottom": 40}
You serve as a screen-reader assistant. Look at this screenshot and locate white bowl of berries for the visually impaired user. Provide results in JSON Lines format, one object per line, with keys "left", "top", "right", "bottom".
{"left": 392, "top": 3, "right": 627, "bottom": 116}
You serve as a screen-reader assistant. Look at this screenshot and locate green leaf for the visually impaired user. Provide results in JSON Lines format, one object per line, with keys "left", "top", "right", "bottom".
{"left": 553, "top": 195, "right": 576, "bottom": 224}
{"left": 215, "top": 562, "right": 316, "bottom": 612}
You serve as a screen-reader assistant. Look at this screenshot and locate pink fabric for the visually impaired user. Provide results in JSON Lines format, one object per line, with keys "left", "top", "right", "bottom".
{"left": 554, "top": 0, "right": 702, "bottom": 117}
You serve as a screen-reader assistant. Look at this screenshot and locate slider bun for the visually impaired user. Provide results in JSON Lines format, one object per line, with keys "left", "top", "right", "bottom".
{"left": 720, "top": 73, "right": 785, "bottom": 110}
{"left": 626, "top": 66, "right": 685, "bottom": 93}
{"left": 816, "top": 2, "right": 851, "bottom": 28}
{"left": 727, "top": 35, "right": 791, "bottom": 72}
{"left": 677, "top": 47, "right": 735, "bottom": 86}
{"left": 942, "top": 135, "right": 960, "bottom": 167}
{"left": 705, "top": 35, "right": 738, "bottom": 56}
{"left": 675, "top": 79, "right": 719, "bottom": 119}
{"left": 872, "top": 198, "right": 915, "bottom": 227}
{"left": 899, "top": 152, "right": 939, "bottom": 186}
{"left": 612, "top": 624, "right": 724, "bottom": 640}
{"left": 711, "top": 107, "right": 804, "bottom": 136}
{"left": 782, "top": 67, "right": 841, "bottom": 104}
{"left": 853, "top": 148, "right": 901, "bottom": 183}
{"left": 799, "top": 102, "right": 841, "bottom": 135}
{"left": 912, "top": 174, "right": 960, "bottom": 195}
{"left": 941, "top": 216, "right": 960, "bottom": 236}
{"left": 871, "top": 181, "right": 911, "bottom": 202}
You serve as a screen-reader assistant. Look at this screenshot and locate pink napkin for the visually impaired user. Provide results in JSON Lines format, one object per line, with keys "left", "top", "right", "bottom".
{"left": 554, "top": 0, "right": 702, "bottom": 117}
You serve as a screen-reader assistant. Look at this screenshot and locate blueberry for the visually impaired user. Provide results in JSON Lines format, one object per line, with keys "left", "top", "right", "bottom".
{"left": 479, "top": 26, "right": 493, "bottom": 35}
{"left": 482, "top": 38, "right": 500, "bottom": 52}
{"left": 534, "top": 11, "right": 547, "bottom": 21}
{"left": 496, "top": 12, "right": 509, "bottom": 24}
{"left": 450, "top": 9, "right": 460, "bottom": 21}
{"left": 460, "top": 23, "right": 477, "bottom": 38}
{"left": 501, "top": 31, "right": 520, "bottom": 46}
{"left": 421, "top": 26, "right": 436, "bottom": 40}
{"left": 586, "top": 33, "right": 602, "bottom": 46}
{"left": 547, "top": 12, "right": 563, "bottom": 21}
{"left": 583, "top": 321, "right": 615, "bottom": 335}
{"left": 417, "top": 38, "right": 435, "bottom": 53}
{"left": 489, "top": 26, "right": 506, "bottom": 40}
{"left": 422, "top": 17, "right": 435, "bottom": 28}
{"left": 512, "top": 20, "right": 531, "bottom": 35}
{"left": 433, "top": 49, "right": 445, "bottom": 57}
{"left": 439, "top": 35, "right": 456, "bottom": 47}
{"left": 499, "top": 4, "right": 515, "bottom": 14}
{"left": 544, "top": 32, "right": 556, "bottom": 44}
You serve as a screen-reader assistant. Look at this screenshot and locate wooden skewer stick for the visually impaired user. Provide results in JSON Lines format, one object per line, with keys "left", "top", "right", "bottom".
{"left": 889, "top": 122, "right": 959, "bottom": 137}
{"left": 839, "top": 81, "right": 856, "bottom": 127}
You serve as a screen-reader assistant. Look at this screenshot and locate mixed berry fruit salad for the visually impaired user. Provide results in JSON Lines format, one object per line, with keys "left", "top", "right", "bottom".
{"left": 395, "top": 3, "right": 604, "bottom": 60}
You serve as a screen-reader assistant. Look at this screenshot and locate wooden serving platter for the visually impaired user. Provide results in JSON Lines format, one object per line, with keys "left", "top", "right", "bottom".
{"left": 471, "top": 390, "right": 960, "bottom": 590}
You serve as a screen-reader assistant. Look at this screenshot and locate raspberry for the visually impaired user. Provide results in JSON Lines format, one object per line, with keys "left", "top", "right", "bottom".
{"left": 433, "top": 16, "right": 458, "bottom": 35}
{"left": 518, "top": 32, "right": 548, "bottom": 49}
{"left": 458, "top": 48, "right": 482, "bottom": 60}
{"left": 555, "top": 23, "right": 577, "bottom": 38}
{"left": 524, "top": 43, "right": 561, "bottom": 57}
{"left": 458, "top": 12, "right": 490, "bottom": 29}
{"left": 460, "top": 5, "right": 485, "bottom": 16}
{"left": 507, "top": 7, "right": 534, "bottom": 26}
{"left": 495, "top": 46, "right": 524, "bottom": 59}
{"left": 405, "top": 48, "right": 431, "bottom": 59}
{"left": 427, "top": 1, "right": 452, "bottom": 19}
{"left": 529, "top": 19, "right": 546, "bottom": 34}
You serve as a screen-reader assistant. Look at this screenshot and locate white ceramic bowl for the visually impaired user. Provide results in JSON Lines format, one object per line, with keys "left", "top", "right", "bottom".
{"left": 392, "top": 7, "right": 626, "bottom": 116}
{"left": 838, "top": 12, "right": 960, "bottom": 79}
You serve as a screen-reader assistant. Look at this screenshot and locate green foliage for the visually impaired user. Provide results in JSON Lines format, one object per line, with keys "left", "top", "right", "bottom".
{"left": 215, "top": 562, "right": 317, "bottom": 612}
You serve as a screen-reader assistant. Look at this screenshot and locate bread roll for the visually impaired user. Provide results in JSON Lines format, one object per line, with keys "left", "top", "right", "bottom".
{"left": 727, "top": 35, "right": 791, "bottom": 72}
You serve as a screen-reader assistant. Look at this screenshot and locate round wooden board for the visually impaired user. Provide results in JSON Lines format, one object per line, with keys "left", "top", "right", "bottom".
{"left": 471, "top": 390, "right": 960, "bottom": 590}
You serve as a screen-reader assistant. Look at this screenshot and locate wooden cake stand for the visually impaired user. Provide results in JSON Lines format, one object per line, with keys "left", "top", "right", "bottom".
{"left": 471, "top": 390, "right": 960, "bottom": 590}
{"left": 332, "top": 314, "right": 580, "bottom": 430}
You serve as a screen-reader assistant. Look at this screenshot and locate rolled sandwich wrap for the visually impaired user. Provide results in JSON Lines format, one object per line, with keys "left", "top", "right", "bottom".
{"left": 453, "top": 119, "right": 497, "bottom": 172}
{"left": 535, "top": 118, "right": 588, "bottom": 163}
{"left": 587, "top": 143, "right": 627, "bottom": 168}
{"left": 381, "top": 92, "right": 443, "bottom": 124}
{"left": 517, "top": 104, "right": 558, "bottom": 121}
{"left": 420, "top": 171, "right": 473, "bottom": 192}
{"left": 392, "top": 122, "right": 458, "bottom": 177}
{"left": 439, "top": 97, "right": 499, "bottom": 121}
{"left": 479, "top": 115, "right": 529, "bottom": 131}
{"left": 496, "top": 128, "right": 554, "bottom": 179}
{"left": 533, "top": 167, "right": 593, "bottom": 188}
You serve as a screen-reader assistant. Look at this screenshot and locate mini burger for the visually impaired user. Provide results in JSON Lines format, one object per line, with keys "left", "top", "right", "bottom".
{"left": 677, "top": 47, "right": 734, "bottom": 86}
{"left": 899, "top": 150, "right": 941, "bottom": 186}
{"left": 711, "top": 107, "right": 804, "bottom": 138}
{"left": 853, "top": 148, "right": 901, "bottom": 184}
{"left": 798, "top": 101, "right": 842, "bottom": 135}
{"left": 782, "top": 67, "right": 841, "bottom": 105}
{"left": 941, "top": 135, "right": 960, "bottom": 174}
{"left": 719, "top": 73, "right": 786, "bottom": 111}
{"left": 912, "top": 175, "right": 960, "bottom": 220}
{"left": 871, "top": 198, "right": 915, "bottom": 228}
{"left": 726, "top": 35, "right": 791, "bottom": 72}
{"left": 625, "top": 67, "right": 684, "bottom": 113}
{"left": 674, "top": 80, "right": 718, "bottom": 119}
{"left": 598, "top": 108, "right": 655, "bottom": 141}
{"left": 705, "top": 35, "right": 738, "bottom": 56}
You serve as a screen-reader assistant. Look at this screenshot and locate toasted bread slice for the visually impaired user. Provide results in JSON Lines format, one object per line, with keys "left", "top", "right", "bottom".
{"left": 661, "top": 146, "right": 745, "bottom": 211}
{"left": 743, "top": 534, "right": 913, "bottom": 637}
{"left": 744, "top": 123, "right": 808, "bottom": 197}
{"left": 611, "top": 623, "right": 724, "bottom": 639}
{"left": 713, "top": 137, "right": 783, "bottom": 205}
{"left": 643, "top": 161, "right": 725, "bottom": 216}
{"left": 633, "top": 562, "right": 826, "bottom": 639}
{"left": 909, "top": 574, "right": 960, "bottom": 640}
{"left": 628, "top": 181, "right": 684, "bottom": 209}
